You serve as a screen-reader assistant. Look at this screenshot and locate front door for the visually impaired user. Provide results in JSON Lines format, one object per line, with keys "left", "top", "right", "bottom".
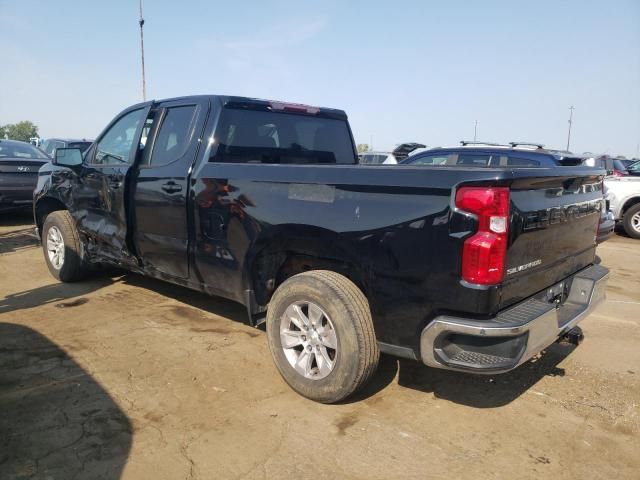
{"left": 132, "top": 98, "right": 209, "bottom": 279}
{"left": 76, "top": 106, "right": 150, "bottom": 263}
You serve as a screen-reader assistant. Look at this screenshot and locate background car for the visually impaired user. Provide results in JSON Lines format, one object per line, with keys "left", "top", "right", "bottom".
{"left": 390, "top": 142, "right": 426, "bottom": 163}
{"left": 620, "top": 159, "right": 637, "bottom": 170}
{"left": 604, "top": 175, "right": 640, "bottom": 238}
{"left": 0, "top": 139, "right": 51, "bottom": 211}
{"left": 626, "top": 160, "right": 640, "bottom": 176}
{"left": 583, "top": 155, "right": 629, "bottom": 176}
{"left": 399, "top": 141, "right": 583, "bottom": 168}
{"left": 358, "top": 151, "right": 393, "bottom": 165}
{"left": 40, "top": 138, "right": 93, "bottom": 157}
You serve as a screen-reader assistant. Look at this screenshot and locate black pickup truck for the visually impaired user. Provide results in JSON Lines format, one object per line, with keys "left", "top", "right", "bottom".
{"left": 34, "top": 95, "right": 609, "bottom": 403}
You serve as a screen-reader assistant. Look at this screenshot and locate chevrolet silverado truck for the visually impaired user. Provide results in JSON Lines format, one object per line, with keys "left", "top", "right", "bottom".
{"left": 34, "top": 95, "right": 609, "bottom": 403}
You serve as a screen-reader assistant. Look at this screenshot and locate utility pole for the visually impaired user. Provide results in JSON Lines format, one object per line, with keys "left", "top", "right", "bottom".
{"left": 566, "top": 105, "right": 574, "bottom": 152}
{"left": 474, "top": 120, "right": 478, "bottom": 141}
{"left": 139, "top": 0, "right": 147, "bottom": 101}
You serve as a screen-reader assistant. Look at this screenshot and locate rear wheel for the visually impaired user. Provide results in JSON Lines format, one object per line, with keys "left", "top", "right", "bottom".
{"left": 266, "top": 270, "right": 379, "bottom": 403}
{"left": 622, "top": 203, "right": 640, "bottom": 239}
{"left": 42, "top": 210, "right": 90, "bottom": 282}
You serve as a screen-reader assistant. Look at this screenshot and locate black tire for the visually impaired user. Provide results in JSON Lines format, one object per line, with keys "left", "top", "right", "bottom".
{"left": 266, "top": 270, "right": 379, "bottom": 403}
{"left": 42, "top": 210, "right": 90, "bottom": 282}
{"left": 622, "top": 203, "right": 640, "bottom": 239}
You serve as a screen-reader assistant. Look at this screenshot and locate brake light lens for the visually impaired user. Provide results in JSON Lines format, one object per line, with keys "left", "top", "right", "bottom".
{"left": 456, "top": 187, "right": 510, "bottom": 285}
{"left": 269, "top": 101, "right": 320, "bottom": 115}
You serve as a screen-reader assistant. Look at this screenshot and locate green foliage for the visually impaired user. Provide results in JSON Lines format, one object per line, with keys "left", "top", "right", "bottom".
{"left": 357, "top": 143, "right": 369, "bottom": 153}
{"left": 1, "top": 121, "right": 39, "bottom": 142}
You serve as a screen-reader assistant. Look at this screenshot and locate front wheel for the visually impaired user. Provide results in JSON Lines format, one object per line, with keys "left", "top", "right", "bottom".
{"left": 42, "top": 210, "right": 90, "bottom": 282}
{"left": 622, "top": 203, "right": 640, "bottom": 239}
{"left": 266, "top": 270, "right": 379, "bottom": 403}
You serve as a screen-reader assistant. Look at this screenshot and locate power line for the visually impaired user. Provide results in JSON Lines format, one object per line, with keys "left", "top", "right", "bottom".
{"left": 139, "top": 0, "right": 146, "bottom": 101}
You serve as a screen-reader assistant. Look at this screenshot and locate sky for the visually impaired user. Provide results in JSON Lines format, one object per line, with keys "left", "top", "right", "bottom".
{"left": 1, "top": 0, "right": 639, "bottom": 157}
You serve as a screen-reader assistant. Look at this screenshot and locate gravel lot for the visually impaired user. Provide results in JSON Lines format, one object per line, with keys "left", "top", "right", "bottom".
{"left": 1, "top": 210, "right": 638, "bottom": 480}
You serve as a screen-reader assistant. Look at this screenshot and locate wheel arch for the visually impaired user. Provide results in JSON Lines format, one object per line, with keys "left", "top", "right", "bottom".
{"left": 621, "top": 195, "right": 640, "bottom": 217}
{"left": 244, "top": 225, "right": 371, "bottom": 315}
{"left": 35, "top": 197, "right": 68, "bottom": 238}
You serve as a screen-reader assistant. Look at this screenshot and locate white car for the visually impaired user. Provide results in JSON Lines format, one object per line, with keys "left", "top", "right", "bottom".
{"left": 605, "top": 176, "right": 640, "bottom": 238}
{"left": 358, "top": 151, "right": 395, "bottom": 165}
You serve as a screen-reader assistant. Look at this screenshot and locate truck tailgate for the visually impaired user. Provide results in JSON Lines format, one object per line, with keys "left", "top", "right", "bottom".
{"left": 501, "top": 172, "right": 604, "bottom": 309}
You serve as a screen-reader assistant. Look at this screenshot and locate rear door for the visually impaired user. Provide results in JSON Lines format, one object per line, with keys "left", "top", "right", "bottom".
{"left": 132, "top": 98, "right": 209, "bottom": 279}
{"left": 75, "top": 106, "right": 150, "bottom": 262}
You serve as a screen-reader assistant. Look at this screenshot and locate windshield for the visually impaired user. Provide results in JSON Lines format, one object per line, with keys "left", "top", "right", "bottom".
{"left": 211, "top": 108, "right": 356, "bottom": 164}
{"left": 0, "top": 141, "right": 49, "bottom": 159}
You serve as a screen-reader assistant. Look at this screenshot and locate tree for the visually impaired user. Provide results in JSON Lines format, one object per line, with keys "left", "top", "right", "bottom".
{"left": 357, "top": 143, "right": 369, "bottom": 153}
{"left": 2, "top": 121, "right": 39, "bottom": 142}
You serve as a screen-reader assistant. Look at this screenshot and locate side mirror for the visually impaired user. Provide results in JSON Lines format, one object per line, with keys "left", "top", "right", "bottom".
{"left": 54, "top": 148, "right": 83, "bottom": 167}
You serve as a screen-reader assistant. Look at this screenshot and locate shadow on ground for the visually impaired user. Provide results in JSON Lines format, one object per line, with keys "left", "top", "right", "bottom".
{"left": 347, "top": 342, "right": 576, "bottom": 407}
{"left": 0, "top": 277, "right": 115, "bottom": 315}
{"left": 0, "top": 323, "right": 131, "bottom": 479}
{"left": 0, "top": 211, "right": 38, "bottom": 255}
{"left": 0, "top": 209, "right": 33, "bottom": 228}
{"left": 122, "top": 273, "right": 249, "bottom": 325}
{"left": 0, "top": 228, "right": 39, "bottom": 255}
{"left": 395, "top": 342, "right": 575, "bottom": 407}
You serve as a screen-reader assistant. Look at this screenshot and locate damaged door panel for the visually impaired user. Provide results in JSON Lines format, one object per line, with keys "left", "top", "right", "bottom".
{"left": 75, "top": 106, "right": 151, "bottom": 264}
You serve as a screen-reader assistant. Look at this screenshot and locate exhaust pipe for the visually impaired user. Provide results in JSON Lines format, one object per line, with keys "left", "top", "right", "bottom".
{"left": 559, "top": 326, "right": 584, "bottom": 346}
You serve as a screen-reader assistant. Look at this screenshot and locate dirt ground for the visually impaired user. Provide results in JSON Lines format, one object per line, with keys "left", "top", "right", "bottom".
{"left": 1, "top": 210, "right": 638, "bottom": 480}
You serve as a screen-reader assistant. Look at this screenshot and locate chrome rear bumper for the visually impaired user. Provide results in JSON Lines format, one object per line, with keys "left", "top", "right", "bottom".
{"left": 420, "top": 264, "right": 609, "bottom": 373}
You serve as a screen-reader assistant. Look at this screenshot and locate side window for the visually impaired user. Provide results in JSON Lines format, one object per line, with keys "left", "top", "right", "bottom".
{"left": 148, "top": 105, "right": 198, "bottom": 166}
{"left": 410, "top": 154, "right": 449, "bottom": 165}
{"left": 93, "top": 109, "right": 146, "bottom": 166}
{"left": 507, "top": 156, "right": 540, "bottom": 167}
{"left": 456, "top": 154, "right": 491, "bottom": 166}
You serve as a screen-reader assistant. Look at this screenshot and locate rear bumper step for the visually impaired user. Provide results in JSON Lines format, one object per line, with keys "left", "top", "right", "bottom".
{"left": 420, "top": 264, "right": 609, "bottom": 373}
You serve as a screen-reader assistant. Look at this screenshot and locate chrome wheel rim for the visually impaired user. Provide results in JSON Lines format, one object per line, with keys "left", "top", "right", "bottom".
{"left": 46, "top": 226, "right": 65, "bottom": 270}
{"left": 632, "top": 212, "right": 640, "bottom": 233}
{"left": 280, "top": 301, "right": 338, "bottom": 380}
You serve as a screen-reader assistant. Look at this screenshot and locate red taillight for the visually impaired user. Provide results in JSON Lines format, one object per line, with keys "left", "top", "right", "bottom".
{"left": 612, "top": 169, "right": 626, "bottom": 177}
{"left": 455, "top": 187, "right": 510, "bottom": 285}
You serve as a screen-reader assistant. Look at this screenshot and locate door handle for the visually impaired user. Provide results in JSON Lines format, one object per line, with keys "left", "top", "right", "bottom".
{"left": 161, "top": 181, "right": 183, "bottom": 194}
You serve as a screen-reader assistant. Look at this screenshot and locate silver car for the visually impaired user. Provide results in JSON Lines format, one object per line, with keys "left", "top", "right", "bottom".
{"left": 605, "top": 176, "right": 640, "bottom": 239}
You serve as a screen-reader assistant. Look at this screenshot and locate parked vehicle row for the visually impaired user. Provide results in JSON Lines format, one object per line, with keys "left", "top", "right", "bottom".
{"left": 0, "top": 139, "right": 50, "bottom": 211}
{"left": 33, "top": 94, "right": 609, "bottom": 402}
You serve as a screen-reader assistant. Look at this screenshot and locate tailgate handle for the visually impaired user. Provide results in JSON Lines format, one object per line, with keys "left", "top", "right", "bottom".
{"left": 161, "top": 181, "right": 182, "bottom": 194}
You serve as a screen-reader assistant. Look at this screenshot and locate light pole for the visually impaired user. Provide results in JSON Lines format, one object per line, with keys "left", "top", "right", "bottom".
{"left": 566, "top": 105, "right": 574, "bottom": 152}
{"left": 474, "top": 120, "right": 478, "bottom": 141}
{"left": 139, "top": 0, "right": 147, "bottom": 101}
